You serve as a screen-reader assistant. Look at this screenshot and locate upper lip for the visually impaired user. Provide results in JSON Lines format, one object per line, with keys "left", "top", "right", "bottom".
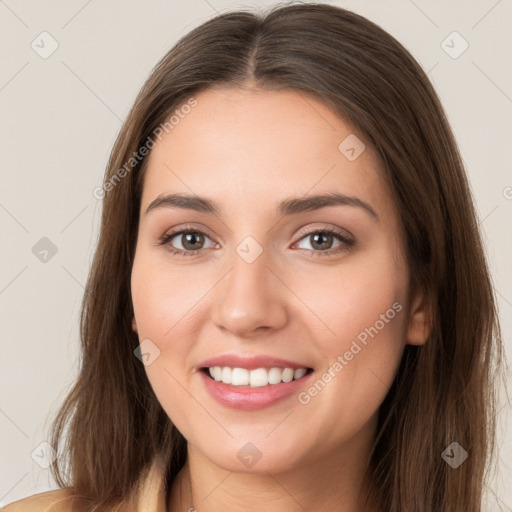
{"left": 197, "top": 354, "right": 312, "bottom": 371}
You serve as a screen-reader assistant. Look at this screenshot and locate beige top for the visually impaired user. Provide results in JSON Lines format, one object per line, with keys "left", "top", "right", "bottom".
{"left": 1, "top": 455, "right": 168, "bottom": 512}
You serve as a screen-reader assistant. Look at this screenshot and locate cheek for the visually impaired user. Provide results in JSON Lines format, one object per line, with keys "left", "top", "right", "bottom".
{"left": 131, "top": 253, "right": 196, "bottom": 397}
{"left": 298, "top": 253, "right": 407, "bottom": 436}
{"left": 131, "top": 251, "right": 202, "bottom": 341}
{"left": 293, "top": 243, "right": 407, "bottom": 347}
{"left": 131, "top": 255, "right": 200, "bottom": 435}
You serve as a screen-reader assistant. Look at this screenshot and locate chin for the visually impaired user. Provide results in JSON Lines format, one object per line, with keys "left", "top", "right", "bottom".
{"left": 191, "top": 434, "right": 310, "bottom": 475}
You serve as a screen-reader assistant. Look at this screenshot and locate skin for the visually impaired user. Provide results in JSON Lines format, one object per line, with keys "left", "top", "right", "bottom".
{"left": 130, "top": 85, "right": 430, "bottom": 512}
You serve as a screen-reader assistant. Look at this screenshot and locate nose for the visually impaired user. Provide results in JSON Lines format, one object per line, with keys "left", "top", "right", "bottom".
{"left": 210, "top": 242, "right": 289, "bottom": 338}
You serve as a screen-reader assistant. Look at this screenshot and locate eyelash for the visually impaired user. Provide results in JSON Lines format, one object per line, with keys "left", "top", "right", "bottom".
{"left": 158, "top": 224, "right": 355, "bottom": 258}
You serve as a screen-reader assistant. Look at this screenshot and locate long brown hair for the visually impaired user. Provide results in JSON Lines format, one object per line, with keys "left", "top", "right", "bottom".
{"left": 48, "top": 3, "right": 504, "bottom": 510}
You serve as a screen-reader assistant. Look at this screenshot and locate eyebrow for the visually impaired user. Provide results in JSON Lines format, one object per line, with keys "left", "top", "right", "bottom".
{"left": 145, "top": 192, "right": 379, "bottom": 221}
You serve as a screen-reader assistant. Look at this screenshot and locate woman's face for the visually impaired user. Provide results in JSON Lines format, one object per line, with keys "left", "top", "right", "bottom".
{"left": 131, "top": 86, "right": 427, "bottom": 474}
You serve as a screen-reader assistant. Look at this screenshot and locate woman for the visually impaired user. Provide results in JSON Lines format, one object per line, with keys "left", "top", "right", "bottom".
{"left": 4, "top": 2, "right": 503, "bottom": 511}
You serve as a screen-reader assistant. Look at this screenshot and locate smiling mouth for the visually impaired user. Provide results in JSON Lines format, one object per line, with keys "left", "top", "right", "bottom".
{"left": 202, "top": 366, "right": 314, "bottom": 387}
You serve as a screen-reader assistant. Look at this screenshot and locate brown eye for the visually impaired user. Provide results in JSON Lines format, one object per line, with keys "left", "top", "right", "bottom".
{"left": 159, "top": 229, "right": 216, "bottom": 256}
{"left": 294, "top": 228, "right": 355, "bottom": 257}
{"left": 159, "top": 226, "right": 354, "bottom": 258}
{"left": 308, "top": 232, "right": 335, "bottom": 250}
{"left": 179, "top": 231, "right": 206, "bottom": 251}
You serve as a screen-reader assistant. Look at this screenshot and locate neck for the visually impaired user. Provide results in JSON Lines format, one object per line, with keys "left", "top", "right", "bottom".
{"left": 168, "top": 416, "right": 381, "bottom": 512}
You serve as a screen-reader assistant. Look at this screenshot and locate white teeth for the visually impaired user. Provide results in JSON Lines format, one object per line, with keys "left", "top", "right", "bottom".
{"left": 281, "top": 368, "right": 294, "bottom": 383}
{"left": 231, "top": 368, "right": 249, "bottom": 386}
{"left": 268, "top": 367, "right": 283, "bottom": 385}
{"left": 249, "top": 368, "right": 268, "bottom": 387}
{"left": 221, "top": 366, "right": 232, "bottom": 384}
{"left": 207, "top": 366, "right": 309, "bottom": 387}
{"left": 294, "top": 368, "right": 307, "bottom": 380}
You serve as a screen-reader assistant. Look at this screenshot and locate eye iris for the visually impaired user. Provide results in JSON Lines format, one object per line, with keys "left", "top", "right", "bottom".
{"left": 311, "top": 232, "right": 333, "bottom": 250}
{"left": 182, "top": 232, "right": 204, "bottom": 250}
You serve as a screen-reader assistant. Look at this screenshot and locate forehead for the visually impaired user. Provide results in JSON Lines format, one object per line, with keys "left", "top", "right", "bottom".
{"left": 140, "top": 86, "right": 392, "bottom": 221}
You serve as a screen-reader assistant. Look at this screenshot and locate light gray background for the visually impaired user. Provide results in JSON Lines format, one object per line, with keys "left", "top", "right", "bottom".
{"left": 1, "top": 0, "right": 511, "bottom": 509}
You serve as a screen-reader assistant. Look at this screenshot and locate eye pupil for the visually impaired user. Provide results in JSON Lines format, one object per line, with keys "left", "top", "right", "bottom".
{"left": 311, "top": 233, "right": 333, "bottom": 250}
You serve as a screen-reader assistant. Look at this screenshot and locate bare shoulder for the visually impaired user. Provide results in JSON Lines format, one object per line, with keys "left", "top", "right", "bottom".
{"left": 2, "top": 488, "right": 88, "bottom": 512}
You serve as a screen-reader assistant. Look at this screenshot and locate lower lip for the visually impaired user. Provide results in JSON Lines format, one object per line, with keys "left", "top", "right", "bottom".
{"left": 199, "top": 371, "right": 313, "bottom": 410}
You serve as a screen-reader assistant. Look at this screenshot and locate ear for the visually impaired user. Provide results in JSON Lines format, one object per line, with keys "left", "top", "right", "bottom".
{"left": 131, "top": 316, "right": 138, "bottom": 334}
{"left": 406, "top": 289, "right": 431, "bottom": 346}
